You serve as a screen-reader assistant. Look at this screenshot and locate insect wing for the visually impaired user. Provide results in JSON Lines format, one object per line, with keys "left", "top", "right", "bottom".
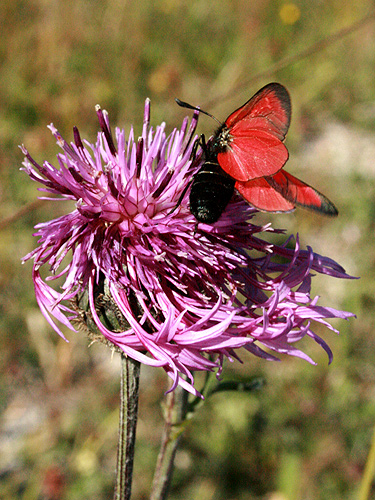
{"left": 217, "top": 83, "right": 292, "bottom": 182}
{"left": 266, "top": 170, "right": 338, "bottom": 216}
{"left": 235, "top": 177, "right": 295, "bottom": 212}
{"left": 217, "top": 130, "right": 289, "bottom": 182}
{"left": 225, "top": 83, "right": 291, "bottom": 138}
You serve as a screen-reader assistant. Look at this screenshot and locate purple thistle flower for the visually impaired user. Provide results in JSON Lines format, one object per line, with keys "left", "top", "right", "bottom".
{"left": 21, "top": 99, "right": 354, "bottom": 397}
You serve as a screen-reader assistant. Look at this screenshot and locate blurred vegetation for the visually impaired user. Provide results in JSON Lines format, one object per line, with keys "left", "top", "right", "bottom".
{"left": 1, "top": 0, "right": 375, "bottom": 499}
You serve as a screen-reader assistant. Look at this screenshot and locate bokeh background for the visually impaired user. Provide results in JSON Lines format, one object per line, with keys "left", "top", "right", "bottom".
{"left": 1, "top": 1, "right": 375, "bottom": 499}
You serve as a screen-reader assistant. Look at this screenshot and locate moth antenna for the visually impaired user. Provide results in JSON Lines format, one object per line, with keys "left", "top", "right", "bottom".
{"left": 175, "top": 98, "right": 222, "bottom": 126}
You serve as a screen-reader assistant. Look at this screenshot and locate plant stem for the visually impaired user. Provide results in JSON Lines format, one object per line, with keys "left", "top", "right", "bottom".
{"left": 150, "top": 385, "right": 189, "bottom": 500}
{"left": 358, "top": 421, "right": 375, "bottom": 500}
{"left": 113, "top": 354, "right": 141, "bottom": 500}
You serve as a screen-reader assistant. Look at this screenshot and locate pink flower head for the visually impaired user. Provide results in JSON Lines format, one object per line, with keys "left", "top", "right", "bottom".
{"left": 21, "top": 99, "right": 354, "bottom": 396}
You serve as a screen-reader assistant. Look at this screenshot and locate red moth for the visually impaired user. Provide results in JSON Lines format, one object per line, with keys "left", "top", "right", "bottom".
{"left": 177, "top": 82, "right": 338, "bottom": 223}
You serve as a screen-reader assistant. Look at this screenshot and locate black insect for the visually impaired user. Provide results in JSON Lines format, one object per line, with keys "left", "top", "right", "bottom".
{"left": 187, "top": 135, "right": 236, "bottom": 223}
{"left": 176, "top": 83, "right": 337, "bottom": 223}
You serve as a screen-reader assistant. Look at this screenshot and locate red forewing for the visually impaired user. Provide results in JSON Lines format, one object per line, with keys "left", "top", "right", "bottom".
{"left": 225, "top": 83, "right": 291, "bottom": 139}
{"left": 217, "top": 83, "right": 292, "bottom": 182}
{"left": 217, "top": 130, "right": 289, "bottom": 182}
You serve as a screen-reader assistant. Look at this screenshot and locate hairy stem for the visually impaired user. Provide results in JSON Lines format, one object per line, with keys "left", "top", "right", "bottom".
{"left": 150, "top": 385, "right": 189, "bottom": 500}
{"left": 113, "top": 354, "right": 141, "bottom": 500}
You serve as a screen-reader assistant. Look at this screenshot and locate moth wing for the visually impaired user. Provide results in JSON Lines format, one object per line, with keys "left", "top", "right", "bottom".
{"left": 218, "top": 131, "right": 288, "bottom": 182}
{"left": 266, "top": 170, "right": 338, "bottom": 216}
{"left": 225, "top": 82, "right": 291, "bottom": 139}
{"left": 235, "top": 177, "right": 295, "bottom": 212}
{"left": 218, "top": 83, "right": 291, "bottom": 182}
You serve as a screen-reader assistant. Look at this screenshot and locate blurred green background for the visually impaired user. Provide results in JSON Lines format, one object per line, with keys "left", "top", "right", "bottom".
{"left": 1, "top": 1, "right": 375, "bottom": 499}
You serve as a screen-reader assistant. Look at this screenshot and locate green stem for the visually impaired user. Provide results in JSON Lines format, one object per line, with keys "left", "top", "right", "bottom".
{"left": 150, "top": 385, "right": 189, "bottom": 500}
{"left": 113, "top": 354, "right": 141, "bottom": 500}
{"left": 358, "top": 422, "right": 375, "bottom": 500}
